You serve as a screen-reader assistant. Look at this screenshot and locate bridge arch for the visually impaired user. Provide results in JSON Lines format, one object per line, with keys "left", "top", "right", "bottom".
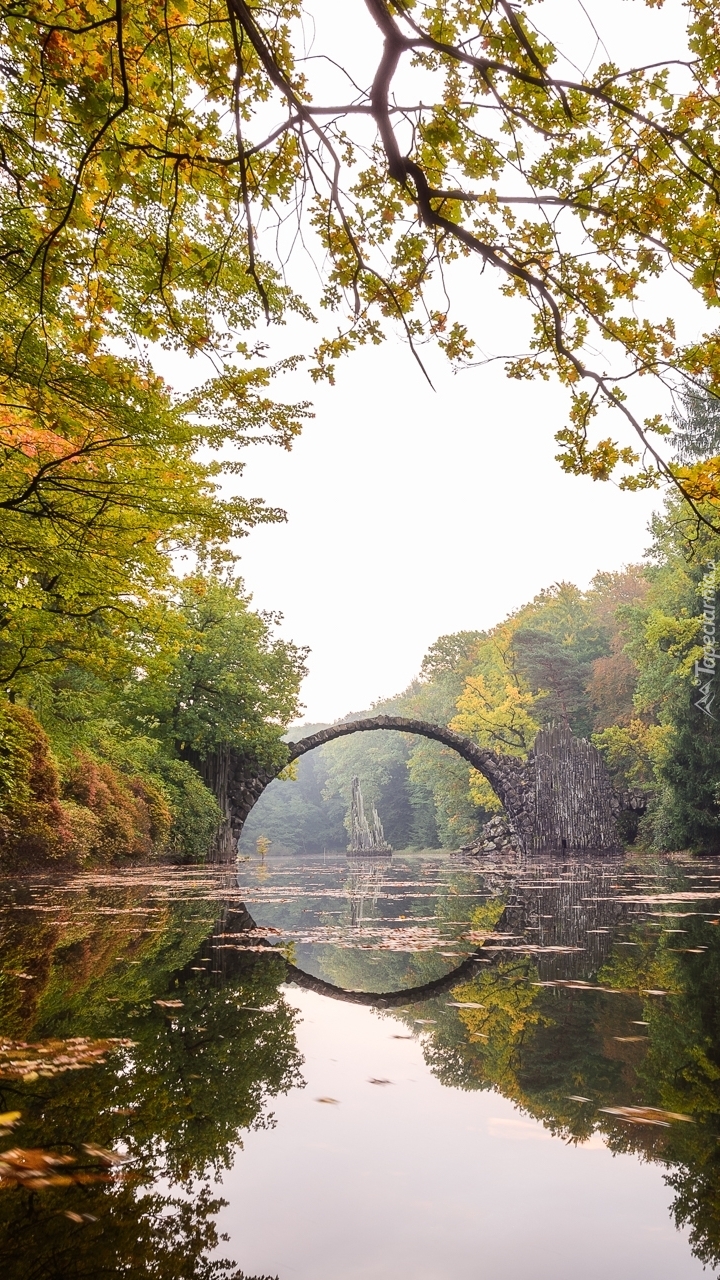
{"left": 208, "top": 714, "right": 618, "bottom": 859}
{"left": 282, "top": 715, "right": 533, "bottom": 851}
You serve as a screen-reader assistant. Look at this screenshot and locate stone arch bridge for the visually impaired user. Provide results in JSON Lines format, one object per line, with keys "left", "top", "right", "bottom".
{"left": 197, "top": 715, "right": 630, "bottom": 859}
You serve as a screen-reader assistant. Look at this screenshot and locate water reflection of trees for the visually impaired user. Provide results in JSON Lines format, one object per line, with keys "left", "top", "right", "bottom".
{"left": 396, "top": 877, "right": 720, "bottom": 1272}
{"left": 6, "top": 861, "right": 720, "bottom": 1273}
{"left": 0, "top": 884, "right": 300, "bottom": 1279}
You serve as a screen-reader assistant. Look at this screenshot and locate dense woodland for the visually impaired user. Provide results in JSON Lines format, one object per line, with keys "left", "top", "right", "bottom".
{"left": 4, "top": 2, "right": 720, "bottom": 862}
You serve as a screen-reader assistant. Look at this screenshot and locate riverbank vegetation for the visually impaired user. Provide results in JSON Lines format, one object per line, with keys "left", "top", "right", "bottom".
{"left": 0, "top": 572, "right": 307, "bottom": 868}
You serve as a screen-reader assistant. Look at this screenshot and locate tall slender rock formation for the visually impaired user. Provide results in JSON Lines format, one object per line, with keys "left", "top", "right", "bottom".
{"left": 349, "top": 776, "right": 392, "bottom": 854}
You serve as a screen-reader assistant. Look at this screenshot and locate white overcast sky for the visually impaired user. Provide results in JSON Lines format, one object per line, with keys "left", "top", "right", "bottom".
{"left": 163, "top": 0, "right": 701, "bottom": 724}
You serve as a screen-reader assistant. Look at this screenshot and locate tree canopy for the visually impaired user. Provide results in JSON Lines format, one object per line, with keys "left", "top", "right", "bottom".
{"left": 3, "top": 0, "right": 720, "bottom": 511}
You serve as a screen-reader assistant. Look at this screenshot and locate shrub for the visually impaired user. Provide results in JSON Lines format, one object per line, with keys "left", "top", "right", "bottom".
{"left": 146, "top": 757, "right": 221, "bottom": 862}
{"left": 59, "top": 729, "right": 222, "bottom": 861}
{"left": 62, "top": 754, "right": 172, "bottom": 862}
{"left": 0, "top": 703, "right": 74, "bottom": 867}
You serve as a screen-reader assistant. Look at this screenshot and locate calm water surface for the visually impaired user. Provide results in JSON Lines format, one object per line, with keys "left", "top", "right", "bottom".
{"left": 2, "top": 849, "right": 720, "bottom": 1278}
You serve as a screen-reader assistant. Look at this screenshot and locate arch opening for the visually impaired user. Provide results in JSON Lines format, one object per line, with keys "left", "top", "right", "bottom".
{"left": 273, "top": 714, "right": 531, "bottom": 851}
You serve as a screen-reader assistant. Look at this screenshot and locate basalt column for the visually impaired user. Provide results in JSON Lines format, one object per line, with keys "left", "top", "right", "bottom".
{"left": 190, "top": 746, "right": 277, "bottom": 862}
{"left": 531, "top": 724, "right": 617, "bottom": 852}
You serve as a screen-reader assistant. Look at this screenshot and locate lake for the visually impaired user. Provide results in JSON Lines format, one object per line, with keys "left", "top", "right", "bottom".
{"left": 2, "top": 848, "right": 719, "bottom": 1278}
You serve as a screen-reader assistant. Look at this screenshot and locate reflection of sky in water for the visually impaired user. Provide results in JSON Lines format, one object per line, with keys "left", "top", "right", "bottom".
{"left": 218, "top": 989, "right": 702, "bottom": 1280}
{"left": 3, "top": 849, "right": 720, "bottom": 1278}
{"left": 219, "top": 849, "right": 719, "bottom": 1276}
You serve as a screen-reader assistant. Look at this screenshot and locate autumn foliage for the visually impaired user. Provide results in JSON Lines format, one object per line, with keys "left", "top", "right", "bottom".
{"left": 0, "top": 705, "right": 72, "bottom": 866}
{"left": 0, "top": 704, "right": 174, "bottom": 868}
{"left": 62, "top": 755, "right": 172, "bottom": 863}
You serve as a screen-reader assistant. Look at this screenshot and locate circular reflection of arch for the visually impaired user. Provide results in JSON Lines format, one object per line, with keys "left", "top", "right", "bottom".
{"left": 282, "top": 951, "right": 492, "bottom": 1007}
{"left": 232, "top": 902, "right": 497, "bottom": 1008}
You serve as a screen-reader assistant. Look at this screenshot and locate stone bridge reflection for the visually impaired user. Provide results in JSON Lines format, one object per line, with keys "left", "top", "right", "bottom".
{"left": 205, "top": 855, "right": 633, "bottom": 1007}
{"left": 282, "top": 952, "right": 487, "bottom": 1007}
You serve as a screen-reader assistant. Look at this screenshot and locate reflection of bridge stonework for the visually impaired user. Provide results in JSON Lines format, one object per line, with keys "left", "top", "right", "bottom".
{"left": 207, "top": 866, "right": 633, "bottom": 1003}
{"left": 203, "top": 716, "right": 628, "bottom": 860}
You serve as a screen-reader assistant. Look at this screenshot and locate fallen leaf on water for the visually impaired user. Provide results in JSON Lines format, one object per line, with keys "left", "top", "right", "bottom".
{"left": 447, "top": 1001, "right": 486, "bottom": 1009}
{"left": 414, "top": 1019, "right": 436, "bottom": 1025}
{"left": 0, "top": 1037, "right": 135, "bottom": 1081}
{"left": 82, "top": 1144, "right": 129, "bottom": 1166}
{"left": 531, "top": 981, "right": 628, "bottom": 993}
{"left": 368, "top": 1078, "right": 392, "bottom": 1086}
{"left": 643, "top": 990, "right": 669, "bottom": 996}
{"left": 0, "top": 1112, "right": 21, "bottom": 1129}
{"left": 567, "top": 1096, "right": 592, "bottom": 1103}
{"left": 391, "top": 1035, "right": 413, "bottom": 1040}
{"left": 0, "top": 1147, "right": 116, "bottom": 1189}
{"left": 613, "top": 1036, "right": 648, "bottom": 1043}
{"left": 315, "top": 1097, "right": 339, "bottom": 1105}
{"left": 153, "top": 1000, "right": 184, "bottom": 1010}
{"left": 600, "top": 1106, "right": 693, "bottom": 1127}
{"left": 64, "top": 1211, "right": 97, "bottom": 1224}
{"left": 0, "top": 1147, "right": 74, "bottom": 1188}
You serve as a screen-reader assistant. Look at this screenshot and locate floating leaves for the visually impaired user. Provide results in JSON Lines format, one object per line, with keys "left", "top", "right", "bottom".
{"left": 0, "top": 1038, "right": 135, "bottom": 1081}
{"left": 531, "top": 981, "right": 629, "bottom": 992}
{"left": 153, "top": 1000, "right": 184, "bottom": 1010}
{"left": 0, "top": 1143, "right": 129, "bottom": 1189}
{"left": 0, "top": 1111, "right": 21, "bottom": 1138}
{"left": 0, "top": 1148, "right": 77, "bottom": 1189}
{"left": 599, "top": 1106, "right": 693, "bottom": 1127}
{"left": 81, "top": 1143, "right": 129, "bottom": 1166}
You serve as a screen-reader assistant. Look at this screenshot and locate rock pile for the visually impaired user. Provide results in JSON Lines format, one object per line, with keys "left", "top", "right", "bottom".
{"left": 456, "top": 814, "right": 520, "bottom": 857}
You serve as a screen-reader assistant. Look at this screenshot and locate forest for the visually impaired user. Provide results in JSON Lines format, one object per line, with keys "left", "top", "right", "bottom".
{"left": 3, "top": 1, "right": 720, "bottom": 865}
{"left": 244, "top": 386, "right": 720, "bottom": 855}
